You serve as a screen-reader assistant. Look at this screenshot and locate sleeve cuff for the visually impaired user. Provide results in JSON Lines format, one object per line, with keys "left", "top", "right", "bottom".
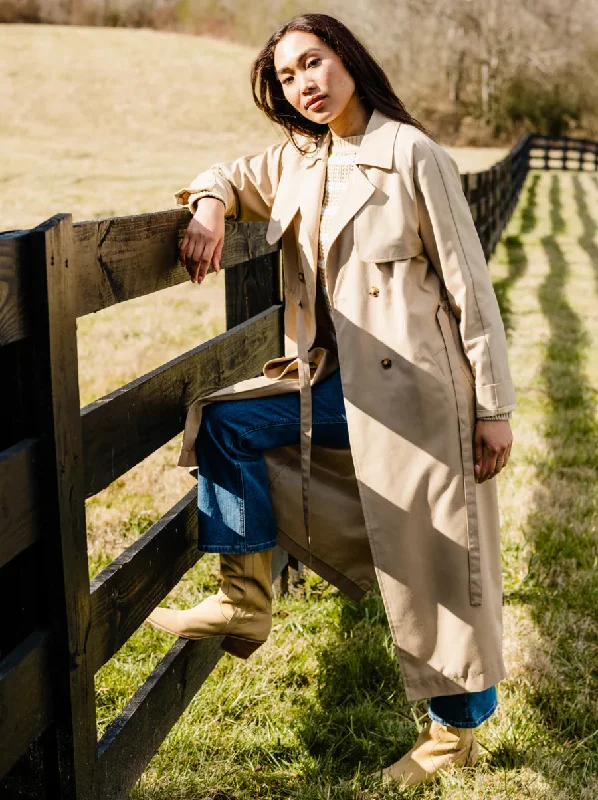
{"left": 174, "top": 167, "right": 238, "bottom": 218}
{"left": 477, "top": 411, "right": 513, "bottom": 421}
{"left": 186, "top": 190, "right": 227, "bottom": 215}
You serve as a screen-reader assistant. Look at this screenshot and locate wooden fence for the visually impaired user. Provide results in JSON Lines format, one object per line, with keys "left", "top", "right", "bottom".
{"left": 0, "top": 131, "right": 596, "bottom": 800}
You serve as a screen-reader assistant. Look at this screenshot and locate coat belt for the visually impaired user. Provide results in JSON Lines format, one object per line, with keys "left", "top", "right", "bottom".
{"left": 295, "top": 300, "right": 314, "bottom": 563}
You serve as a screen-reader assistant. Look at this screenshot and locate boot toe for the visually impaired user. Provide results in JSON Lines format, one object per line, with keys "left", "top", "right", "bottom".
{"left": 380, "top": 722, "right": 479, "bottom": 787}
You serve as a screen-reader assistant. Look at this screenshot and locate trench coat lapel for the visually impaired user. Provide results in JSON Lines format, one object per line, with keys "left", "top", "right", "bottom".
{"left": 297, "top": 151, "right": 327, "bottom": 283}
{"left": 324, "top": 111, "right": 401, "bottom": 252}
{"left": 265, "top": 162, "right": 301, "bottom": 246}
{"left": 265, "top": 110, "right": 401, "bottom": 262}
{"left": 266, "top": 137, "right": 328, "bottom": 293}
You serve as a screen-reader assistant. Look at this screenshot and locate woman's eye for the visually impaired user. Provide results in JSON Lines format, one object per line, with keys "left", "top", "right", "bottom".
{"left": 307, "top": 58, "right": 320, "bottom": 68}
{"left": 282, "top": 76, "right": 293, "bottom": 85}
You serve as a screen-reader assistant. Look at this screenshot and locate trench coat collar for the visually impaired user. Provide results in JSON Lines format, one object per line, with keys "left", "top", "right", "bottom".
{"left": 265, "top": 108, "right": 400, "bottom": 257}
{"left": 302, "top": 107, "right": 399, "bottom": 170}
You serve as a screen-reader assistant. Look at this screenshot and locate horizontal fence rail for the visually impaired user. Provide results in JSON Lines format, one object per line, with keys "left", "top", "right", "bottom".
{"left": 1, "top": 131, "right": 597, "bottom": 799}
{"left": 528, "top": 133, "right": 598, "bottom": 171}
{"left": 81, "top": 304, "right": 283, "bottom": 497}
{"left": 0, "top": 213, "right": 278, "bottom": 347}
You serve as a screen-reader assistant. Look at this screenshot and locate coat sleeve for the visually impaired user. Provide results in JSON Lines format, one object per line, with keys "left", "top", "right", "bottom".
{"left": 412, "top": 137, "right": 517, "bottom": 419}
{"left": 174, "top": 139, "right": 289, "bottom": 222}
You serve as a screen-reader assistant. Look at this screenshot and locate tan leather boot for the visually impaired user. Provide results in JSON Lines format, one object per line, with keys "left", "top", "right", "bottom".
{"left": 145, "top": 549, "right": 273, "bottom": 658}
{"left": 381, "top": 719, "right": 479, "bottom": 786}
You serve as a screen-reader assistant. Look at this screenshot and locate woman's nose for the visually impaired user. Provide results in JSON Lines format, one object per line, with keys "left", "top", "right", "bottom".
{"left": 300, "top": 76, "right": 318, "bottom": 94}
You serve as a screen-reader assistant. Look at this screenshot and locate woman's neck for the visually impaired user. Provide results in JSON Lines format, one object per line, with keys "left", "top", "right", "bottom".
{"left": 328, "top": 94, "right": 371, "bottom": 138}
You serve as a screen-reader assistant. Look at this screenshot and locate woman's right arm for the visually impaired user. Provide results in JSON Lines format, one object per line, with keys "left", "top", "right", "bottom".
{"left": 175, "top": 140, "right": 289, "bottom": 283}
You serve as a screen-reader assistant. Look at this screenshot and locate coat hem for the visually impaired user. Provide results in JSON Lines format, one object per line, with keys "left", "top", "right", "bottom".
{"left": 400, "top": 661, "right": 507, "bottom": 702}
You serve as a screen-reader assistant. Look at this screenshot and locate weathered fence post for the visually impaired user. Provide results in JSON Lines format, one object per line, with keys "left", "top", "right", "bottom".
{"left": 28, "top": 214, "right": 98, "bottom": 800}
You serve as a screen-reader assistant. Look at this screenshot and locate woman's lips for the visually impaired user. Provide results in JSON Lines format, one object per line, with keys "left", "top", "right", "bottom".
{"left": 307, "top": 96, "right": 326, "bottom": 111}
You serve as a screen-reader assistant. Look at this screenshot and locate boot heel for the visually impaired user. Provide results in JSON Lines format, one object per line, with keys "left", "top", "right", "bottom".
{"left": 222, "top": 635, "right": 264, "bottom": 659}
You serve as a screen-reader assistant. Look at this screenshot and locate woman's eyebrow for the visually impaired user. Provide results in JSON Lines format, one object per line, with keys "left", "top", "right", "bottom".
{"left": 275, "top": 48, "right": 322, "bottom": 77}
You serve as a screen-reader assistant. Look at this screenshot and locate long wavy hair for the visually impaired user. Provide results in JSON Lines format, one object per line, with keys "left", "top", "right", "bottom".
{"left": 251, "top": 13, "right": 432, "bottom": 153}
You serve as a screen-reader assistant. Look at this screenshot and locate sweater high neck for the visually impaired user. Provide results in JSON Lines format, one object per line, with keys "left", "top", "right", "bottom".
{"left": 329, "top": 129, "right": 365, "bottom": 149}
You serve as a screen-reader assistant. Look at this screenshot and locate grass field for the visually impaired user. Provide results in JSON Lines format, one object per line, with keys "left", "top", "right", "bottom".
{"left": 2, "top": 23, "right": 596, "bottom": 800}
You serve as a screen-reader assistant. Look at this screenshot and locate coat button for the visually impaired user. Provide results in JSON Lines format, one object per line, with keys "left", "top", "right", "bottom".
{"left": 381, "top": 358, "right": 392, "bottom": 369}
{"left": 369, "top": 286, "right": 379, "bottom": 297}
{"left": 298, "top": 272, "right": 305, "bottom": 282}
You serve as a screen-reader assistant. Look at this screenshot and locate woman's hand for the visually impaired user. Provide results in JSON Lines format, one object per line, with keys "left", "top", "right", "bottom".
{"left": 180, "top": 197, "right": 226, "bottom": 283}
{"left": 473, "top": 420, "right": 513, "bottom": 482}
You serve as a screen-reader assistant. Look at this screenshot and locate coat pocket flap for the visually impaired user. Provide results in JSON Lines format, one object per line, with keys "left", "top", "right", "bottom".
{"left": 354, "top": 233, "right": 423, "bottom": 263}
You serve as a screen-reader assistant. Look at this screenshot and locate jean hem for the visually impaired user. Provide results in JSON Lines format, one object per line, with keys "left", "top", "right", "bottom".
{"left": 427, "top": 701, "right": 498, "bottom": 729}
{"left": 197, "top": 540, "right": 277, "bottom": 554}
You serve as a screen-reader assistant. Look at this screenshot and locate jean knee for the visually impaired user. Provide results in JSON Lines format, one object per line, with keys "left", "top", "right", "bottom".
{"left": 198, "top": 401, "right": 241, "bottom": 447}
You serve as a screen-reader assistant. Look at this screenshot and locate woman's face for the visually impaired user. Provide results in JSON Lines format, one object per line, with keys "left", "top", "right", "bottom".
{"left": 273, "top": 30, "right": 357, "bottom": 126}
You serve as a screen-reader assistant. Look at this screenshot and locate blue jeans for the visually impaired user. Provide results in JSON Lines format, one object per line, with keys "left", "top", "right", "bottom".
{"left": 195, "top": 368, "right": 498, "bottom": 727}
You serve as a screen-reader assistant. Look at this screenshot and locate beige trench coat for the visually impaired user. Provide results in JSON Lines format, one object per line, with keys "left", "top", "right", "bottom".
{"left": 174, "top": 109, "right": 517, "bottom": 701}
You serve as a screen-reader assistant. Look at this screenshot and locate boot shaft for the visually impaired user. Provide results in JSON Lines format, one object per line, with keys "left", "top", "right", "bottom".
{"left": 219, "top": 549, "right": 274, "bottom": 612}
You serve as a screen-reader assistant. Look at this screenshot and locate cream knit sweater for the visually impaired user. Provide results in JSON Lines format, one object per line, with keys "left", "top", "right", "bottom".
{"left": 316, "top": 130, "right": 364, "bottom": 320}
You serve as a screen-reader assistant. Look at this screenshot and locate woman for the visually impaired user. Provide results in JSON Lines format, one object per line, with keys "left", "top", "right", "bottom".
{"left": 146, "top": 13, "right": 516, "bottom": 786}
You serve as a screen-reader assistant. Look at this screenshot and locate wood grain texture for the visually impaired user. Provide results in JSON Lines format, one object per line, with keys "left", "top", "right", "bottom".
{"left": 94, "top": 546, "right": 288, "bottom": 800}
{"left": 0, "top": 628, "right": 53, "bottom": 781}
{"left": 72, "top": 210, "right": 280, "bottom": 317}
{"left": 81, "top": 304, "right": 283, "bottom": 498}
{"left": 0, "top": 232, "right": 28, "bottom": 345}
{"left": 0, "top": 724, "right": 59, "bottom": 800}
{"left": 28, "top": 214, "right": 97, "bottom": 800}
{"left": 88, "top": 488, "right": 199, "bottom": 674}
{"left": 0, "top": 439, "right": 44, "bottom": 570}
{"left": 0, "top": 212, "right": 280, "bottom": 344}
{"left": 225, "top": 251, "right": 282, "bottom": 330}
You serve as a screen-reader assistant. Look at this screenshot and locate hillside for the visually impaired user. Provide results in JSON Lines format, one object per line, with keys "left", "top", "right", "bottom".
{"left": 0, "top": 23, "right": 281, "bottom": 230}
{"left": 0, "top": 23, "right": 507, "bottom": 232}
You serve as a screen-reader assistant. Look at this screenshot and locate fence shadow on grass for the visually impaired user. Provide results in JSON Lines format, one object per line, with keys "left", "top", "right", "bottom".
{"left": 488, "top": 172, "right": 598, "bottom": 790}
{"left": 293, "top": 589, "right": 419, "bottom": 785}
{"left": 492, "top": 172, "right": 539, "bottom": 338}
{"left": 573, "top": 173, "right": 598, "bottom": 293}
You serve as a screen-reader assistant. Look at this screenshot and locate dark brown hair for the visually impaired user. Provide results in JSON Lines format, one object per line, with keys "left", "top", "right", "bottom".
{"left": 251, "top": 13, "right": 432, "bottom": 153}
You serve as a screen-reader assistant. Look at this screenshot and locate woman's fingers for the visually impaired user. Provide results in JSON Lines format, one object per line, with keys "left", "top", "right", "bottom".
{"left": 486, "top": 449, "right": 501, "bottom": 481}
{"left": 180, "top": 227, "right": 224, "bottom": 283}
{"left": 474, "top": 426, "right": 484, "bottom": 481}
{"left": 179, "top": 232, "right": 189, "bottom": 271}
{"left": 212, "top": 236, "right": 224, "bottom": 273}
{"left": 474, "top": 420, "right": 513, "bottom": 482}
{"left": 495, "top": 441, "right": 512, "bottom": 475}
{"left": 181, "top": 200, "right": 226, "bottom": 283}
{"left": 479, "top": 447, "right": 498, "bottom": 482}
